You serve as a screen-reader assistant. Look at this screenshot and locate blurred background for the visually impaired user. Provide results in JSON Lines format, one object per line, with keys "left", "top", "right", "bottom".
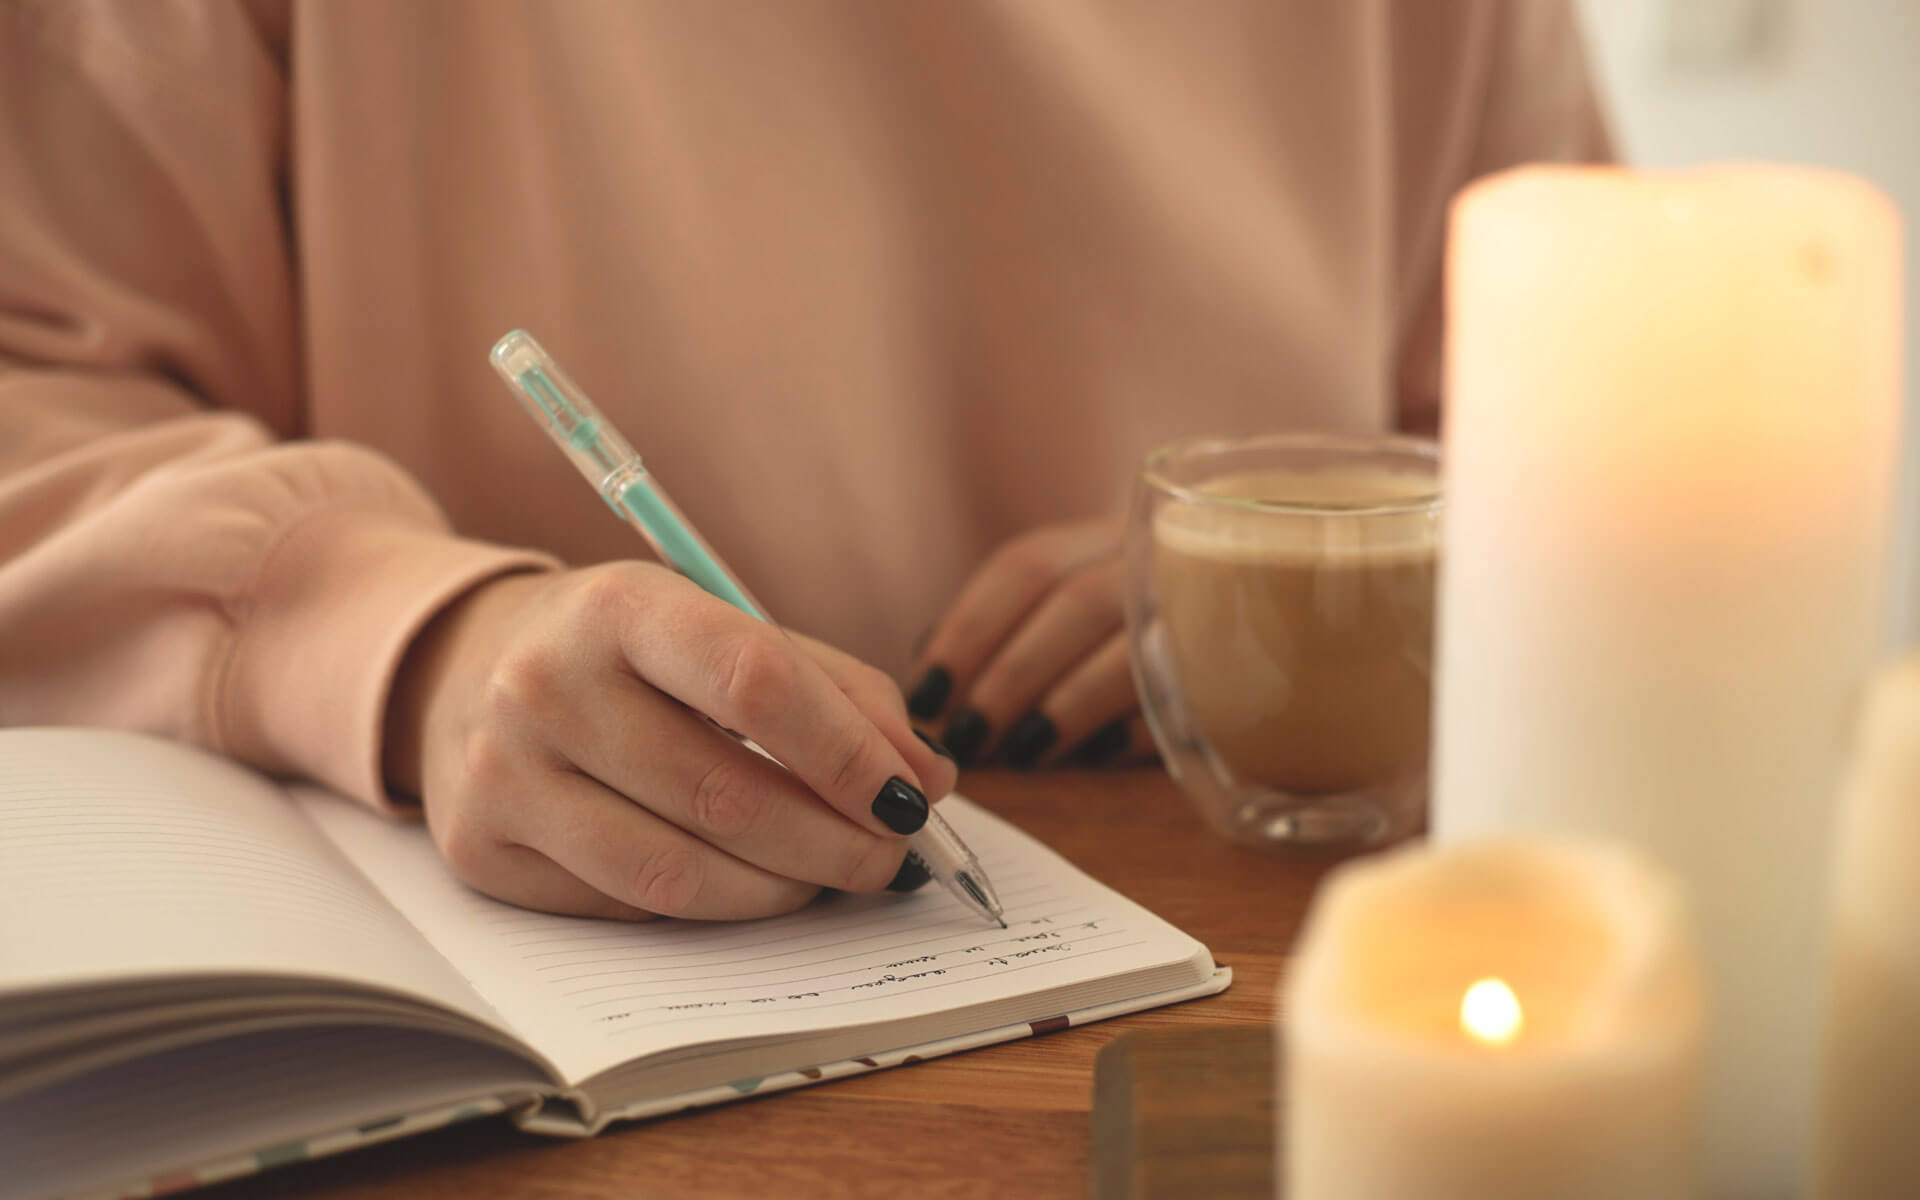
{"left": 1574, "top": 0, "right": 1920, "bottom": 642}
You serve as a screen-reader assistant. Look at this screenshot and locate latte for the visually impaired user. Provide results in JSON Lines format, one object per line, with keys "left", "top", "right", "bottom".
{"left": 1151, "top": 467, "right": 1438, "bottom": 796}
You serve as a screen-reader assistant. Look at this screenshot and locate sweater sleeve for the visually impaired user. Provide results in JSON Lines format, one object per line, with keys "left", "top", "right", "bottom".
{"left": 0, "top": 1, "right": 555, "bottom": 807}
{"left": 1392, "top": 0, "right": 1616, "bottom": 435}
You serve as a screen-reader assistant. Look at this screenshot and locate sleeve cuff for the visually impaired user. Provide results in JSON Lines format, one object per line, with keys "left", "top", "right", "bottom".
{"left": 216, "top": 507, "right": 558, "bottom": 810}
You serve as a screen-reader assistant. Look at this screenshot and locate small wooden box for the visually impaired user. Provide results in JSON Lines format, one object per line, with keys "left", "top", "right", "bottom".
{"left": 1091, "top": 1026, "right": 1282, "bottom": 1199}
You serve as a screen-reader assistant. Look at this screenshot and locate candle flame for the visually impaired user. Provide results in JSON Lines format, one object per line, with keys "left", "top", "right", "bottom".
{"left": 1460, "top": 978, "right": 1523, "bottom": 1047}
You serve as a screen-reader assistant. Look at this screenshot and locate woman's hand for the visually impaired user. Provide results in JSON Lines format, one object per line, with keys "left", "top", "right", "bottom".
{"left": 905, "top": 519, "right": 1150, "bottom": 769}
{"left": 382, "top": 562, "right": 958, "bottom": 921}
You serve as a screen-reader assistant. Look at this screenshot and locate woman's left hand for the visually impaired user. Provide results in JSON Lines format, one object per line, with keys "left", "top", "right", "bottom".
{"left": 904, "top": 519, "right": 1150, "bottom": 769}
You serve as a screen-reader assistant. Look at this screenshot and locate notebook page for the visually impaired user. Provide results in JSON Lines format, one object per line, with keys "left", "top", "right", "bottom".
{"left": 0, "top": 730, "right": 502, "bottom": 1035}
{"left": 299, "top": 791, "right": 1206, "bottom": 1085}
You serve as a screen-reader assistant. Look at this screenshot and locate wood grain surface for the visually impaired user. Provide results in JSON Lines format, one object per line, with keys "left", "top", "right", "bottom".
{"left": 1092, "top": 1026, "right": 1280, "bottom": 1200}
{"left": 199, "top": 769, "right": 1347, "bottom": 1200}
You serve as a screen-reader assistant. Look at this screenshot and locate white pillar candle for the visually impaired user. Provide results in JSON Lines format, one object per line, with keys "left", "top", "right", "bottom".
{"left": 1283, "top": 837, "right": 1704, "bottom": 1200}
{"left": 1433, "top": 165, "right": 1902, "bottom": 1197}
{"left": 1810, "top": 656, "right": 1920, "bottom": 1198}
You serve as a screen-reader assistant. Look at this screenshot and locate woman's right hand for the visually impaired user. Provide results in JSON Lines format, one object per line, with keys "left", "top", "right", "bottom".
{"left": 382, "top": 562, "right": 959, "bottom": 921}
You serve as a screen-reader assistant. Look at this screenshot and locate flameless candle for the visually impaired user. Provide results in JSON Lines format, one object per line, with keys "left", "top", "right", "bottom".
{"left": 1283, "top": 838, "right": 1704, "bottom": 1200}
{"left": 1810, "top": 656, "right": 1920, "bottom": 1199}
{"left": 1434, "top": 165, "right": 1901, "bottom": 1197}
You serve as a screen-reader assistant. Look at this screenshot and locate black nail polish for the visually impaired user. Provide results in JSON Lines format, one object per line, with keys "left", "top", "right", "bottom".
{"left": 888, "top": 852, "right": 933, "bottom": 893}
{"left": 1071, "top": 718, "right": 1131, "bottom": 766}
{"left": 942, "top": 708, "right": 991, "bottom": 766}
{"left": 913, "top": 729, "right": 956, "bottom": 762}
{"left": 1002, "top": 711, "right": 1058, "bottom": 770}
{"left": 871, "top": 776, "right": 929, "bottom": 835}
{"left": 906, "top": 666, "right": 952, "bottom": 720}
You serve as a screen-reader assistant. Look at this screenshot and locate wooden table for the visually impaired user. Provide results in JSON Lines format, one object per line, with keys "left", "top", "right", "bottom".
{"left": 202, "top": 770, "right": 1342, "bottom": 1200}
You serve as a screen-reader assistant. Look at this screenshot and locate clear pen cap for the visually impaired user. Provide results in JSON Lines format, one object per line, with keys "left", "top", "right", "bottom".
{"left": 490, "top": 330, "right": 638, "bottom": 489}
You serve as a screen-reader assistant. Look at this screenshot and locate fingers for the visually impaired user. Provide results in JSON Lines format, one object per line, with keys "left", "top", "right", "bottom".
{"left": 596, "top": 566, "right": 937, "bottom": 840}
{"left": 559, "top": 683, "right": 917, "bottom": 895}
{"left": 494, "top": 767, "right": 822, "bottom": 921}
{"left": 1049, "top": 711, "right": 1156, "bottom": 768}
{"left": 419, "top": 561, "right": 958, "bottom": 925}
{"left": 1061, "top": 715, "right": 1135, "bottom": 767}
{"left": 905, "top": 520, "right": 1133, "bottom": 767}
{"left": 1019, "top": 632, "right": 1139, "bottom": 767}
{"left": 907, "top": 522, "right": 1121, "bottom": 736}
{"left": 421, "top": 733, "right": 806, "bottom": 921}
{"left": 462, "top": 844, "right": 659, "bottom": 921}
{"left": 1068, "top": 713, "right": 1157, "bottom": 767}
{"left": 1116, "top": 713, "right": 1158, "bottom": 765}
{"left": 797, "top": 634, "right": 959, "bottom": 800}
{"left": 956, "top": 557, "right": 1126, "bottom": 765}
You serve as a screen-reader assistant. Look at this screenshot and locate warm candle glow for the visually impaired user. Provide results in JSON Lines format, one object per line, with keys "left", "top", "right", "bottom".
{"left": 1461, "top": 978, "right": 1523, "bottom": 1047}
{"left": 1438, "top": 164, "right": 1900, "bottom": 1193}
{"left": 1286, "top": 838, "right": 1704, "bottom": 1198}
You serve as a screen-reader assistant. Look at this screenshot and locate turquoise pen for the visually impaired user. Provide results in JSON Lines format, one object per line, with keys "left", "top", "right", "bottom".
{"left": 489, "top": 330, "right": 1004, "bottom": 928}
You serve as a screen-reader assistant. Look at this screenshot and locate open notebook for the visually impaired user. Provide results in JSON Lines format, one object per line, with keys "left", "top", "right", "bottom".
{"left": 0, "top": 729, "right": 1228, "bottom": 1199}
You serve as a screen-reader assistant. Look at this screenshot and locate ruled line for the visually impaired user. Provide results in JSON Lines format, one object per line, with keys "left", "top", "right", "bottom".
{"left": 523, "top": 884, "right": 1066, "bottom": 974}
{"left": 493, "top": 869, "right": 1051, "bottom": 949}
{"left": 557, "top": 905, "right": 1095, "bottom": 992}
{"left": 550, "top": 904, "right": 1095, "bottom": 991}
{"left": 570, "top": 923, "right": 1125, "bottom": 1005}
{"left": 290, "top": 786, "right": 1197, "bottom": 1074}
{"left": 605, "top": 940, "right": 1151, "bottom": 1033}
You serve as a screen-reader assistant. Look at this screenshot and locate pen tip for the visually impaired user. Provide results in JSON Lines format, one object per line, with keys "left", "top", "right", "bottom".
{"left": 996, "top": 917, "right": 1008, "bottom": 929}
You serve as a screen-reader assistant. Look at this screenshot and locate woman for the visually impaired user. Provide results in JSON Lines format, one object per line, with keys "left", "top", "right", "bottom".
{"left": 0, "top": 0, "right": 1609, "bottom": 920}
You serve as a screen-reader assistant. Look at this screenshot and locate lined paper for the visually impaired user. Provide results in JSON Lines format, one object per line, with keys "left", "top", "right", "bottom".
{"left": 0, "top": 730, "right": 499, "bottom": 1033}
{"left": 0, "top": 729, "right": 1215, "bottom": 1196}
{"left": 299, "top": 791, "right": 1205, "bottom": 1085}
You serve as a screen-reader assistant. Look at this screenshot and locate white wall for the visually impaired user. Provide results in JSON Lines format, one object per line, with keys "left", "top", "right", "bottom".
{"left": 1576, "top": 0, "right": 1920, "bottom": 644}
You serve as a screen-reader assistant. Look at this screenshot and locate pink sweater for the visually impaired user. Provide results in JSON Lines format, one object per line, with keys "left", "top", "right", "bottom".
{"left": 0, "top": 0, "right": 1609, "bottom": 808}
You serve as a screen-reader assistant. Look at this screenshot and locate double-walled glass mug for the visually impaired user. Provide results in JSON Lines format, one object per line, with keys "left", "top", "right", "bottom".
{"left": 1125, "top": 433, "right": 1441, "bottom": 848}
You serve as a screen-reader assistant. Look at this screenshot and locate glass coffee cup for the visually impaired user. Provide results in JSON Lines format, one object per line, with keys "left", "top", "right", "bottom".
{"left": 1125, "top": 433, "right": 1441, "bottom": 848}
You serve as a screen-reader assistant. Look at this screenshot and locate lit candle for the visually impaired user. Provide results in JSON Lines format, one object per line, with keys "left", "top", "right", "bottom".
{"left": 1460, "top": 977, "right": 1523, "bottom": 1047}
{"left": 1283, "top": 838, "right": 1704, "bottom": 1199}
{"left": 1433, "top": 165, "right": 1902, "bottom": 1196}
{"left": 1809, "top": 656, "right": 1920, "bottom": 1198}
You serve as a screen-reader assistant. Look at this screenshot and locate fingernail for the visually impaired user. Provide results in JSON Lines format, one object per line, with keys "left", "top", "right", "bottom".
{"left": 1002, "top": 711, "right": 1057, "bottom": 770}
{"left": 888, "top": 852, "right": 933, "bottom": 892}
{"left": 871, "top": 776, "right": 930, "bottom": 835}
{"left": 906, "top": 666, "right": 952, "bottom": 720}
{"left": 941, "top": 708, "right": 991, "bottom": 766}
{"left": 913, "top": 729, "right": 956, "bottom": 761}
{"left": 1071, "top": 717, "right": 1131, "bottom": 766}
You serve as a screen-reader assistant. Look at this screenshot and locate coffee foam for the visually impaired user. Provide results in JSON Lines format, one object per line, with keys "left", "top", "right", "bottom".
{"left": 1152, "top": 468, "right": 1439, "bottom": 563}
